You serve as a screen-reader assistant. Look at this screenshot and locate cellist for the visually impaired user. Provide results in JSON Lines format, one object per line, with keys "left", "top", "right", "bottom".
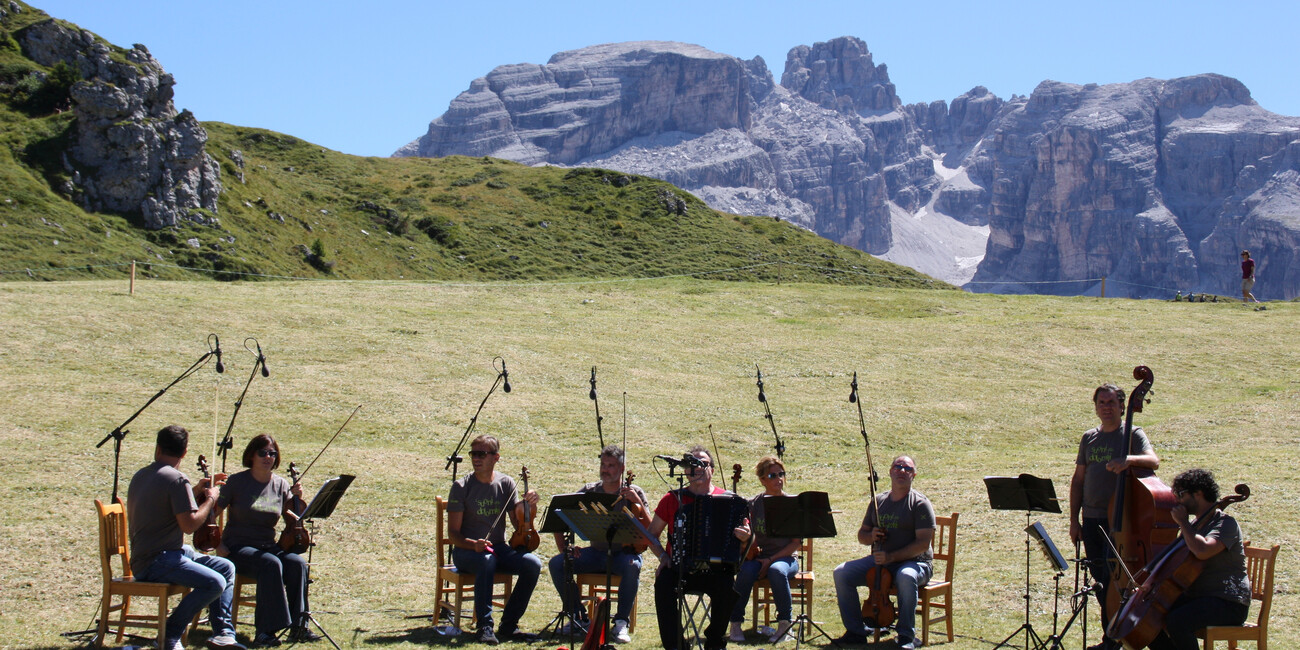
{"left": 1069, "top": 383, "right": 1161, "bottom": 650}
{"left": 1145, "top": 469, "right": 1251, "bottom": 650}
{"left": 832, "top": 455, "right": 935, "bottom": 650}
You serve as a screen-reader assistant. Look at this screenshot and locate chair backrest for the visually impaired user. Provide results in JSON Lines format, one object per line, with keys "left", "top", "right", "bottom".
{"left": 96, "top": 496, "right": 133, "bottom": 582}
{"left": 1243, "top": 542, "right": 1280, "bottom": 629}
{"left": 931, "top": 512, "right": 959, "bottom": 583}
{"left": 436, "top": 496, "right": 450, "bottom": 567}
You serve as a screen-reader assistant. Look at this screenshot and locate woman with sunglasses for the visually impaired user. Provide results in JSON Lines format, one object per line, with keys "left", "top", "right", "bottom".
{"left": 730, "top": 456, "right": 801, "bottom": 644}
{"left": 216, "top": 434, "right": 318, "bottom": 647}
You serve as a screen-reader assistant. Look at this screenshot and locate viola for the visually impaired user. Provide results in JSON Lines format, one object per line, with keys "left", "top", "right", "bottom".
{"left": 1107, "top": 485, "right": 1251, "bottom": 648}
{"left": 278, "top": 462, "right": 312, "bottom": 554}
{"left": 508, "top": 466, "right": 541, "bottom": 552}
{"left": 193, "top": 455, "right": 222, "bottom": 553}
{"left": 621, "top": 470, "right": 653, "bottom": 554}
{"left": 1105, "top": 366, "right": 1178, "bottom": 624}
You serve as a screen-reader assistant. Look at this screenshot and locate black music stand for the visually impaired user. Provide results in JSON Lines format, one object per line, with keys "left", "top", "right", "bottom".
{"left": 763, "top": 491, "right": 839, "bottom": 648}
{"left": 537, "top": 493, "right": 622, "bottom": 646}
{"left": 986, "top": 474, "right": 1061, "bottom": 650}
{"left": 290, "top": 474, "right": 354, "bottom": 650}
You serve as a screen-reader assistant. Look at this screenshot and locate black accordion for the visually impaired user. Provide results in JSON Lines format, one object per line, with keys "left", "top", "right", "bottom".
{"left": 671, "top": 492, "right": 749, "bottom": 572}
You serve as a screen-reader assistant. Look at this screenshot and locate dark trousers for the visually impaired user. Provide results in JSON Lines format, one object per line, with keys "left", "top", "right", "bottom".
{"left": 1080, "top": 517, "right": 1117, "bottom": 646}
{"left": 227, "top": 544, "right": 308, "bottom": 635}
{"left": 1148, "top": 596, "right": 1249, "bottom": 650}
{"left": 655, "top": 564, "right": 737, "bottom": 650}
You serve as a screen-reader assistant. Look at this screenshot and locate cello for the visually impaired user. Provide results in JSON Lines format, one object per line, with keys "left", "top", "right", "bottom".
{"left": 1107, "top": 484, "right": 1250, "bottom": 648}
{"left": 1104, "top": 367, "right": 1178, "bottom": 631}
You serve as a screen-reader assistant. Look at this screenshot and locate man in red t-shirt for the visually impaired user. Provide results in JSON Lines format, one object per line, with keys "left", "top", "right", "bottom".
{"left": 646, "top": 445, "right": 750, "bottom": 650}
{"left": 1240, "top": 250, "right": 1258, "bottom": 303}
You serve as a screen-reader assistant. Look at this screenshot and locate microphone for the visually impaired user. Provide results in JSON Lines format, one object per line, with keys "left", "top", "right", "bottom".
{"left": 756, "top": 365, "right": 766, "bottom": 403}
{"left": 213, "top": 335, "right": 225, "bottom": 374}
{"left": 849, "top": 371, "right": 858, "bottom": 403}
{"left": 588, "top": 366, "right": 597, "bottom": 400}
{"left": 655, "top": 454, "right": 704, "bottom": 468}
{"left": 256, "top": 341, "right": 270, "bottom": 377}
{"left": 501, "top": 360, "right": 511, "bottom": 393}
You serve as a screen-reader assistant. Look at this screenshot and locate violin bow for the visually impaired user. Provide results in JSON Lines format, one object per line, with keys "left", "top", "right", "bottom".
{"left": 294, "top": 404, "right": 362, "bottom": 484}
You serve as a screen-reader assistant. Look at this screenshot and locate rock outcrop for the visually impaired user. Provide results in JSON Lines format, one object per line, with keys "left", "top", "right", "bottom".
{"left": 18, "top": 19, "right": 221, "bottom": 229}
{"left": 399, "top": 37, "right": 1300, "bottom": 299}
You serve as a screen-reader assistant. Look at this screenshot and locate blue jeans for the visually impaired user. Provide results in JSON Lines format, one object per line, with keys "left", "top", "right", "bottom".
{"left": 227, "top": 544, "right": 308, "bottom": 635}
{"left": 452, "top": 546, "right": 542, "bottom": 631}
{"left": 834, "top": 555, "right": 931, "bottom": 641}
{"left": 548, "top": 546, "right": 643, "bottom": 623}
{"left": 731, "top": 556, "right": 799, "bottom": 622}
{"left": 138, "top": 545, "right": 235, "bottom": 640}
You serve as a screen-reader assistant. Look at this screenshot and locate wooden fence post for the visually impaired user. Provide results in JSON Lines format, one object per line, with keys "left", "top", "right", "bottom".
{"left": 129, "top": 261, "right": 135, "bottom": 295}
{"left": 1100, "top": 276, "right": 1106, "bottom": 298}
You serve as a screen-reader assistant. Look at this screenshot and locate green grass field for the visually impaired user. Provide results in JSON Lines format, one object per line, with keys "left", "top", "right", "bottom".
{"left": 1, "top": 279, "right": 1295, "bottom": 649}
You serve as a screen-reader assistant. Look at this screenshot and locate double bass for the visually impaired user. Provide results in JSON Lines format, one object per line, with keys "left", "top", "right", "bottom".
{"left": 1104, "top": 367, "right": 1178, "bottom": 631}
{"left": 1107, "top": 485, "right": 1250, "bottom": 648}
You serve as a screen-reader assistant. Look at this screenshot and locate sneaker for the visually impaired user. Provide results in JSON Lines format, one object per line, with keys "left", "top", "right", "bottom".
{"left": 769, "top": 620, "right": 794, "bottom": 644}
{"left": 833, "top": 631, "right": 868, "bottom": 645}
{"left": 496, "top": 625, "right": 538, "bottom": 643}
{"left": 286, "top": 627, "right": 322, "bottom": 643}
{"left": 610, "top": 620, "right": 632, "bottom": 644}
{"left": 207, "top": 635, "right": 246, "bottom": 650}
{"left": 476, "top": 626, "right": 499, "bottom": 646}
{"left": 162, "top": 639, "right": 184, "bottom": 650}
{"left": 896, "top": 636, "right": 915, "bottom": 650}
{"left": 729, "top": 621, "right": 745, "bottom": 642}
{"left": 250, "top": 632, "right": 280, "bottom": 648}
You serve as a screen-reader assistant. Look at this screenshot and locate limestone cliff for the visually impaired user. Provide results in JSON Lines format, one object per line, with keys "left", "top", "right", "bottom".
{"left": 399, "top": 37, "right": 1300, "bottom": 298}
{"left": 18, "top": 18, "right": 221, "bottom": 229}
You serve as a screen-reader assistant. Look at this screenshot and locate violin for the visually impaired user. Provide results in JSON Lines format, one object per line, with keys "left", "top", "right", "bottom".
{"left": 622, "top": 470, "right": 653, "bottom": 554}
{"left": 193, "top": 455, "right": 222, "bottom": 553}
{"left": 508, "top": 466, "right": 541, "bottom": 552}
{"left": 278, "top": 462, "right": 312, "bottom": 554}
{"left": 1105, "top": 366, "right": 1178, "bottom": 623}
{"left": 1108, "top": 485, "right": 1251, "bottom": 648}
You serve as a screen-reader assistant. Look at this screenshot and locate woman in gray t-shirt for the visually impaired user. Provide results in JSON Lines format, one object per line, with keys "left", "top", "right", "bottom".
{"left": 216, "top": 434, "right": 317, "bottom": 647}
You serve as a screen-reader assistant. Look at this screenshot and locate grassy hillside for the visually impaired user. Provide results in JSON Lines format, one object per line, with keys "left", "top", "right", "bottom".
{"left": 0, "top": 4, "right": 940, "bottom": 289}
{"left": 1, "top": 280, "right": 1295, "bottom": 649}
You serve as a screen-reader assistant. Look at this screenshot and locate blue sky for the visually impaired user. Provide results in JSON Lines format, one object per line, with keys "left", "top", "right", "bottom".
{"left": 31, "top": 0, "right": 1299, "bottom": 158}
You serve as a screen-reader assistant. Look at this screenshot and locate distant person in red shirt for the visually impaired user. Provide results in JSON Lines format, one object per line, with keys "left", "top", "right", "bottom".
{"left": 1240, "top": 250, "right": 1258, "bottom": 303}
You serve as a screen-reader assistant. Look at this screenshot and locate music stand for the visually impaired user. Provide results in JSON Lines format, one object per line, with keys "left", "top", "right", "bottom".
{"left": 986, "top": 474, "right": 1061, "bottom": 650}
{"left": 763, "top": 491, "right": 839, "bottom": 648}
{"left": 537, "top": 493, "right": 623, "bottom": 646}
{"left": 292, "top": 475, "right": 354, "bottom": 650}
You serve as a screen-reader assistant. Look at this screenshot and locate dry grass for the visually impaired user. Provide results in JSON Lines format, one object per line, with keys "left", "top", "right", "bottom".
{"left": 1, "top": 279, "right": 1296, "bottom": 649}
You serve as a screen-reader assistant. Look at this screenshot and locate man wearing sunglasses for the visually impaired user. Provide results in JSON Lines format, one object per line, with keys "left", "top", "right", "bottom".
{"left": 647, "top": 445, "right": 751, "bottom": 650}
{"left": 1069, "top": 383, "right": 1160, "bottom": 650}
{"left": 833, "top": 455, "right": 934, "bottom": 650}
{"left": 447, "top": 435, "right": 543, "bottom": 645}
{"left": 546, "top": 444, "right": 648, "bottom": 643}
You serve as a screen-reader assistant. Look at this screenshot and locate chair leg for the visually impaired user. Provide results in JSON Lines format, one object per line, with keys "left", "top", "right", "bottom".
{"left": 157, "top": 593, "right": 169, "bottom": 647}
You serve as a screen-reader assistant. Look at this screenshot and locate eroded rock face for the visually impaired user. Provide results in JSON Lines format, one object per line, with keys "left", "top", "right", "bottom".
{"left": 399, "top": 37, "right": 1300, "bottom": 298}
{"left": 19, "top": 19, "right": 221, "bottom": 229}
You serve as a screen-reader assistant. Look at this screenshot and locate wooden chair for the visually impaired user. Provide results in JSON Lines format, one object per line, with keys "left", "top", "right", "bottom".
{"left": 576, "top": 571, "right": 638, "bottom": 630}
{"left": 750, "top": 538, "right": 815, "bottom": 629}
{"left": 1197, "top": 542, "right": 1280, "bottom": 650}
{"left": 230, "top": 574, "right": 257, "bottom": 630}
{"left": 94, "top": 497, "right": 193, "bottom": 648}
{"left": 434, "top": 496, "right": 513, "bottom": 631}
{"left": 872, "top": 511, "right": 959, "bottom": 646}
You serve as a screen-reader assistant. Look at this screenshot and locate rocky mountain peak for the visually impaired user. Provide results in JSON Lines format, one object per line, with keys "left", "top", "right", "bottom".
{"left": 780, "top": 36, "right": 899, "bottom": 115}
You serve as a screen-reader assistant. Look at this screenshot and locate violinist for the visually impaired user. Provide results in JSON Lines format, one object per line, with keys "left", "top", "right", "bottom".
{"left": 833, "top": 455, "right": 934, "bottom": 650}
{"left": 447, "top": 435, "right": 542, "bottom": 645}
{"left": 546, "top": 444, "right": 647, "bottom": 643}
{"left": 729, "top": 456, "right": 800, "bottom": 644}
{"left": 1146, "top": 469, "right": 1251, "bottom": 650}
{"left": 126, "top": 425, "right": 243, "bottom": 650}
{"left": 648, "top": 445, "right": 750, "bottom": 650}
{"left": 214, "top": 434, "right": 316, "bottom": 647}
{"left": 1069, "top": 383, "right": 1160, "bottom": 650}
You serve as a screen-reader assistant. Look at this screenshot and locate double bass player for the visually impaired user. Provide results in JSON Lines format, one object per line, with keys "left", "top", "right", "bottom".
{"left": 1069, "top": 383, "right": 1160, "bottom": 650}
